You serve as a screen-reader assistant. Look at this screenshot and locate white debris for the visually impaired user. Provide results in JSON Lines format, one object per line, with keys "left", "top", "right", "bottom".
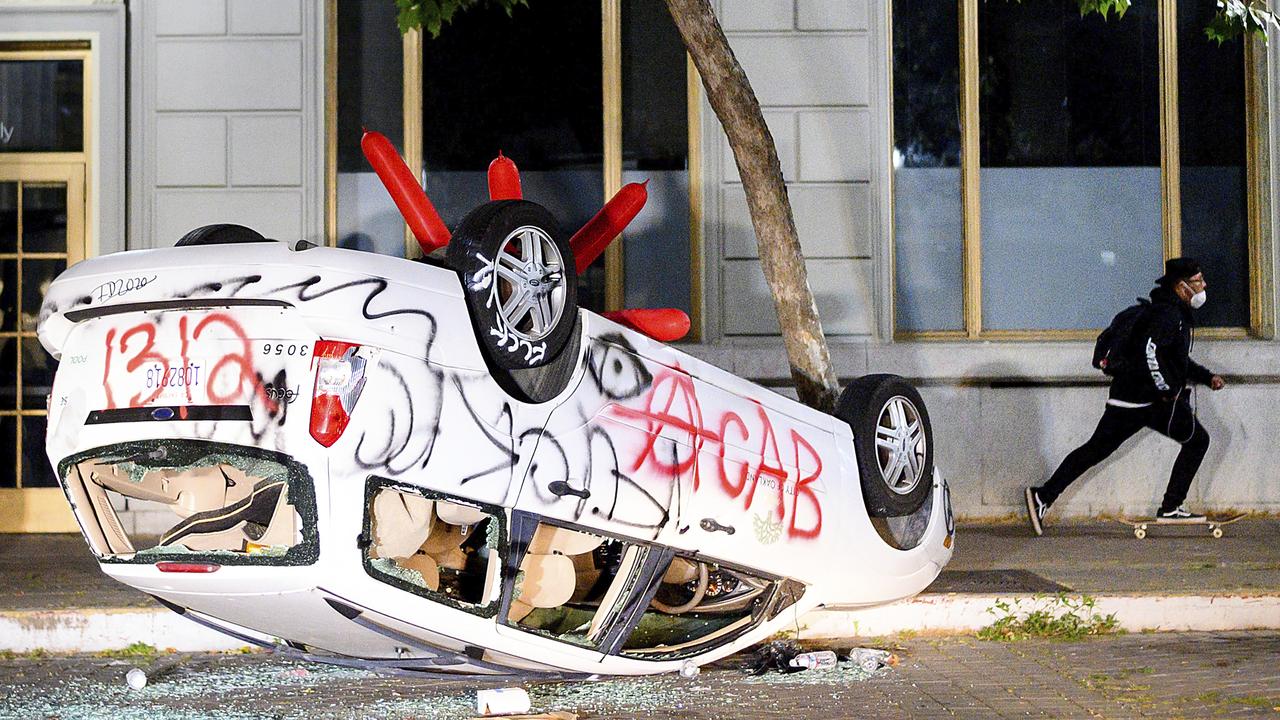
{"left": 476, "top": 687, "right": 531, "bottom": 716}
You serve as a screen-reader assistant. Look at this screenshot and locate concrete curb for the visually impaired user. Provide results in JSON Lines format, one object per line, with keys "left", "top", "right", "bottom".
{"left": 799, "top": 593, "right": 1280, "bottom": 639}
{"left": 0, "top": 608, "right": 248, "bottom": 653}
{"left": 3, "top": 593, "right": 1278, "bottom": 653}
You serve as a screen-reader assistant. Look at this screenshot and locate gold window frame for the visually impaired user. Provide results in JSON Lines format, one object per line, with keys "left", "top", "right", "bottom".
{"left": 324, "top": 1, "right": 704, "bottom": 341}
{"left": 891, "top": 0, "right": 1269, "bottom": 342}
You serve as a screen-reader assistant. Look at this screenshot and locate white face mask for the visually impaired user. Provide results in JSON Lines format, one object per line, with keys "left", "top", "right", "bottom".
{"left": 1189, "top": 290, "right": 1207, "bottom": 309}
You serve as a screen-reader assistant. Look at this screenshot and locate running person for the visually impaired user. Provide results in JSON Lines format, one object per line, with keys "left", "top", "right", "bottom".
{"left": 1025, "top": 258, "right": 1226, "bottom": 536}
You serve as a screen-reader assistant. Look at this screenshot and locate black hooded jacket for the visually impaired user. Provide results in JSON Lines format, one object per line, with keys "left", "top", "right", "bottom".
{"left": 1109, "top": 286, "right": 1216, "bottom": 404}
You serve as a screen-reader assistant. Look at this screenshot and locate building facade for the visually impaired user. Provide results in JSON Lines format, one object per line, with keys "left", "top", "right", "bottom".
{"left": 2, "top": 0, "right": 1277, "bottom": 530}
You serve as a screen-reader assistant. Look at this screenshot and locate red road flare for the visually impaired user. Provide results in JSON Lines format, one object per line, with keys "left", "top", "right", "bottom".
{"left": 361, "top": 130, "right": 451, "bottom": 254}
{"left": 601, "top": 308, "right": 690, "bottom": 342}
{"left": 488, "top": 151, "right": 523, "bottom": 200}
{"left": 569, "top": 181, "right": 648, "bottom": 274}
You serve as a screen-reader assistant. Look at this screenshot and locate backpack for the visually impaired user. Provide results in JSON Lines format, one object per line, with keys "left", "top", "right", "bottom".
{"left": 1092, "top": 299, "right": 1150, "bottom": 377}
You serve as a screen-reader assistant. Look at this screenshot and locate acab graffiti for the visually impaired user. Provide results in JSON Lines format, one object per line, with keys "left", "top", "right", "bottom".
{"left": 609, "top": 368, "right": 825, "bottom": 541}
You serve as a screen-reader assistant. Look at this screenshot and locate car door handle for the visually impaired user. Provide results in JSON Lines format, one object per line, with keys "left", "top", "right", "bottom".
{"left": 548, "top": 480, "right": 590, "bottom": 500}
{"left": 699, "top": 518, "right": 735, "bottom": 535}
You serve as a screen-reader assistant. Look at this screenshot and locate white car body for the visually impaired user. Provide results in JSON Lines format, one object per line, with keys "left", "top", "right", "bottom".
{"left": 38, "top": 240, "right": 952, "bottom": 677}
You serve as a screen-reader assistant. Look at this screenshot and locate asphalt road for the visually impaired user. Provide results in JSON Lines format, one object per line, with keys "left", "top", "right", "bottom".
{"left": 1, "top": 632, "right": 1278, "bottom": 719}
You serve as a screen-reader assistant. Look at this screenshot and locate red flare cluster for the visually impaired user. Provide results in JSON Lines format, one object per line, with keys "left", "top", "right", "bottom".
{"left": 363, "top": 134, "right": 683, "bottom": 342}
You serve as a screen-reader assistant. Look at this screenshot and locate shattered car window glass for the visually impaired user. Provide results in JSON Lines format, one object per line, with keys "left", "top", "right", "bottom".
{"left": 58, "top": 441, "right": 317, "bottom": 565}
{"left": 621, "top": 557, "right": 774, "bottom": 659}
{"left": 508, "top": 523, "right": 651, "bottom": 649}
{"left": 364, "top": 483, "right": 504, "bottom": 614}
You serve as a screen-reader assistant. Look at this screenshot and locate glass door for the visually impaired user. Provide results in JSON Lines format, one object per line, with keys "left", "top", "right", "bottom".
{"left": 0, "top": 163, "right": 85, "bottom": 532}
{"left": 1, "top": 43, "right": 90, "bottom": 532}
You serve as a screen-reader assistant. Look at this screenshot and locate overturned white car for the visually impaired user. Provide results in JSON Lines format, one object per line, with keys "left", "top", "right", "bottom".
{"left": 37, "top": 137, "right": 951, "bottom": 677}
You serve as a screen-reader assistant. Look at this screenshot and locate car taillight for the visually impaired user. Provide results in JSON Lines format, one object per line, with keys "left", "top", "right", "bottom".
{"left": 310, "top": 340, "right": 367, "bottom": 447}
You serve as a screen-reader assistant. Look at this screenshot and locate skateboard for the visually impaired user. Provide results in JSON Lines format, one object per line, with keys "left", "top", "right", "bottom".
{"left": 1117, "top": 513, "right": 1246, "bottom": 539}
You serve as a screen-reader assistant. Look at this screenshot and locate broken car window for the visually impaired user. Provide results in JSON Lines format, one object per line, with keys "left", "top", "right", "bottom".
{"left": 365, "top": 483, "right": 504, "bottom": 614}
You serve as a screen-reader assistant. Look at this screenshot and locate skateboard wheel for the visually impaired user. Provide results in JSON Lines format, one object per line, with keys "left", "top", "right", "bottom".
{"left": 1134, "top": 528, "right": 1146, "bottom": 539}
{"left": 1212, "top": 527, "right": 1223, "bottom": 539}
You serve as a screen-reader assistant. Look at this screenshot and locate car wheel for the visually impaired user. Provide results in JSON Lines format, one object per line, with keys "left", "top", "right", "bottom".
{"left": 447, "top": 200, "right": 578, "bottom": 373}
{"left": 835, "top": 374, "right": 933, "bottom": 517}
{"left": 175, "top": 223, "right": 271, "bottom": 247}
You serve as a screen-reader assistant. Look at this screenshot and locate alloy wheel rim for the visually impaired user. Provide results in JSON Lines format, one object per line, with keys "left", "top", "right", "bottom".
{"left": 491, "top": 225, "right": 566, "bottom": 342}
{"left": 874, "top": 395, "right": 926, "bottom": 495}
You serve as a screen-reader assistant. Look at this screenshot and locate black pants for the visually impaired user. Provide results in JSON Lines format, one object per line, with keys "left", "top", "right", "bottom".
{"left": 1040, "top": 399, "right": 1210, "bottom": 513}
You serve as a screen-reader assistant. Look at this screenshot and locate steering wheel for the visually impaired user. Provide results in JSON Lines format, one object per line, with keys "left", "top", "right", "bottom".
{"left": 650, "top": 562, "right": 709, "bottom": 615}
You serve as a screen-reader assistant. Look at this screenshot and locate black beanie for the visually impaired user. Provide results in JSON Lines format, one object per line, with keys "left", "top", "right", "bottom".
{"left": 1156, "top": 257, "right": 1201, "bottom": 287}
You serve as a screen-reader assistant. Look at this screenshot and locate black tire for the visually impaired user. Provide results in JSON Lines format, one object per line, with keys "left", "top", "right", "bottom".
{"left": 447, "top": 200, "right": 578, "bottom": 372}
{"left": 176, "top": 224, "right": 271, "bottom": 247}
{"left": 835, "top": 374, "right": 934, "bottom": 517}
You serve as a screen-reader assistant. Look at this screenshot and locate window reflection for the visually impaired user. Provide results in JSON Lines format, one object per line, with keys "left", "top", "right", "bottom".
{"left": 621, "top": 0, "right": 691, "bottom": 316}
{"left": 335, "top": 0, "right": 406, "bottom": 257}
{"left": 892, "top": 0, "right": 964, "bottom": 332}
{"left": 0, "top": 60, "right": 83, "bottom": 153}
{"left": 1178, "top": 2, "right": 1250, "bottom": 328}
{"left": 978, "top": 2, "right": 1163, "bottom": 330}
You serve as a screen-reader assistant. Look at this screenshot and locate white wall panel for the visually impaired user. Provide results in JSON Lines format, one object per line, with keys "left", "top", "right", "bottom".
{"left": 155, "top": 39, "right": 301, "bottom": 111}
{"left": 153, "top": 190, "right": 302, "bottom": 244}
{"left": 155, "top": 0, "right": 226, "bottom": 36}
{"left": 230, "top": 0, "right": 302, "bottom": 35}
{"left": 798, "top": 109, "right": 870, "bottom": 181}
{"left": 797, "top": 0, "right": 868, "bottom": 30}
{"left": 230, "top": 115, "right": 302, "bottom": 186}
{"left": 720, "top": 0, "right": 794, "bottom": 31}
{"left": 722, "top": 183, "right": 871, "bottom": 258}
{"left": 731, "top": 35, "right": 868, "bottom": 106}
{"left": 722, "top": 258, "right": 873, "bottom": 335}
{"left": 133, "top": 0, "right": 324, "bottom": 250}
{"left": 155, "top": 116, "right": 226, "bottom": 187}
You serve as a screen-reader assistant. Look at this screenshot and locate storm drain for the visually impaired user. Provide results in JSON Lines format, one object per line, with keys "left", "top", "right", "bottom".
{"left": 924, "top": 569, "right": 1071, "bottom": 594}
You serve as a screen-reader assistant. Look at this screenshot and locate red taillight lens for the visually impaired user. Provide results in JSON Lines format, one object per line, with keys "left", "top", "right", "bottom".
{"left": 156, "top": 562, "right": 220, "bottom": 573}
{"left": 310, "top": 340, "right": 367, "bottom": 447}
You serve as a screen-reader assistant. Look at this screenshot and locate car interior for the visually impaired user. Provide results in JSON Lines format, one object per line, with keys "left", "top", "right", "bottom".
{"left": 60, "top": 443, "right": 306, "bottom": 560}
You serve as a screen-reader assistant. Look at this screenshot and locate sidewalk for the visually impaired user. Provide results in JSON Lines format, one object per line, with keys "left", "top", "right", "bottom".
{"left": 2, "top": 520, "right": 1278, "bottom": 652}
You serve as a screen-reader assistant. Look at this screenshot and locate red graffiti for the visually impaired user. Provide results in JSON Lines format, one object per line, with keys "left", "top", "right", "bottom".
{"left": 613, "top": 371, "right": 717, "bottom": 485}
{"left": 610, "top": 369, "right": 824, "bottom": 540}
{"left": 100, "top": 313, "right": 277, "bottom": 414}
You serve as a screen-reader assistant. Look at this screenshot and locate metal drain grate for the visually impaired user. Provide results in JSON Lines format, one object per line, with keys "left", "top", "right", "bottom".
{"left": 925, "top": 569, "right": 1071, "bottom": 594}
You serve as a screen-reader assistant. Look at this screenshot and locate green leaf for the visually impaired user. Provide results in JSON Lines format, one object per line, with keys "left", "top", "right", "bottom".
{"left": 394, "top": 0, "right": 529, "bottom": 37}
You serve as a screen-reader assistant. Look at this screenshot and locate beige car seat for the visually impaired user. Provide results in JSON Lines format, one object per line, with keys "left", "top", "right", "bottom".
{"left": 507, "top": 526, "right": 605, "bottom": 622}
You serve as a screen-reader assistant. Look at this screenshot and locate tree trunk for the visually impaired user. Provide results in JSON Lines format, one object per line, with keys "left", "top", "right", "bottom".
{"left": 664, "top": 0, "right": 840, "bottom": 413}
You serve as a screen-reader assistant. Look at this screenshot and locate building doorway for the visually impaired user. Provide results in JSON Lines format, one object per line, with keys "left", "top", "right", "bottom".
{"left": 1, "top": 43, "right": 90, "bottom": 532}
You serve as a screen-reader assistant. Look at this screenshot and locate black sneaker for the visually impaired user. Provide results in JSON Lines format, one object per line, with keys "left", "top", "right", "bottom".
{"left": 1025, "top": 487, "right": 1048, "bottom": 536}
{"left": 1156, "top": 506, "right": 1206, "bottom": 523}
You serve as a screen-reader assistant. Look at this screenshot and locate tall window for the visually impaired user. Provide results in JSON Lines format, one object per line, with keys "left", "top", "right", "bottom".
{"left": 892, "top": 0, "right": 1257, "bottom": 336}
{"left": 334, "top": 0, "right": 404, "bottom": 257}
{"left": 333, "top": 0, "right": 696, "bottom": 322}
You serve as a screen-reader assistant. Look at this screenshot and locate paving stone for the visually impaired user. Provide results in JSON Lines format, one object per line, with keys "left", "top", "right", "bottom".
{"left": 0, "top": 632, "right": 1276, "bottom": 719}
